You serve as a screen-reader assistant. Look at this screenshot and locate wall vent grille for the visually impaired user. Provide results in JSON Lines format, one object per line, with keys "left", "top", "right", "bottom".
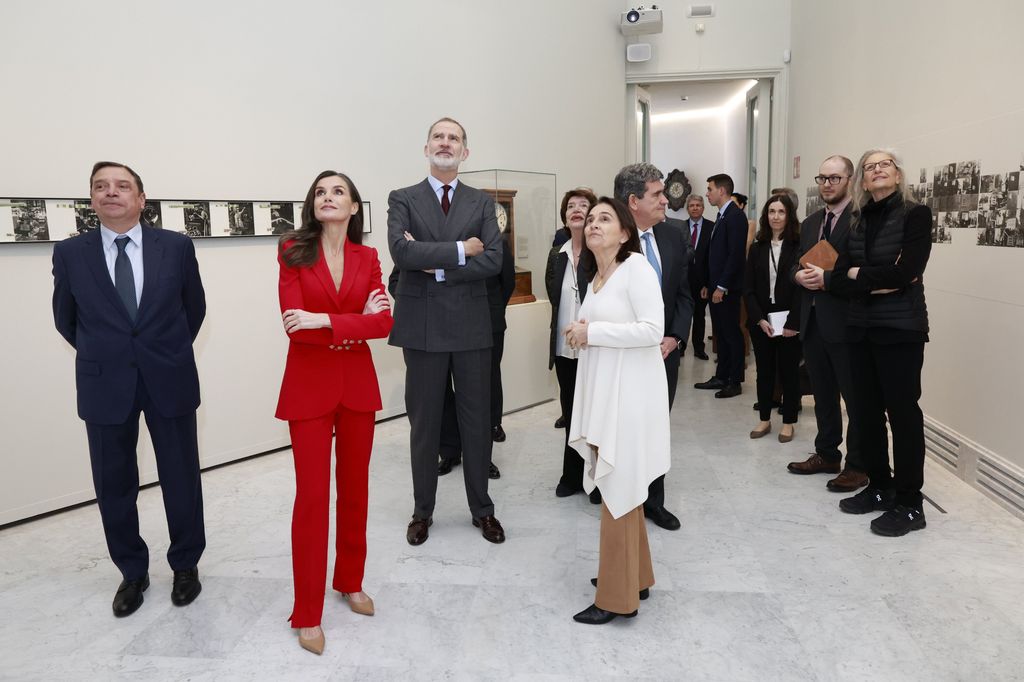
{"left": 976, "top": 455, "right": 1024, "bottom": 517}
{"left": 924, "top": 423, "right": 959, "bottom": 473}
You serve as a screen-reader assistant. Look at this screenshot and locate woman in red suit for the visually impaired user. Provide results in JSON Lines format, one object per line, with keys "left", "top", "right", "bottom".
{"left": 275, "top": 170, "right": 393, "bottom": 655}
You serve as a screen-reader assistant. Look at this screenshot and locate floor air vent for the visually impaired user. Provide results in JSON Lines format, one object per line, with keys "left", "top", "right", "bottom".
{"left": 924, "top": 423, "right": 959, "bottom": 473}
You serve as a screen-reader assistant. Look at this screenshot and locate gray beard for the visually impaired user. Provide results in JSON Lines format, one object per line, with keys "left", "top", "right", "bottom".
{"left": 429, "top": 153, "right": 461, "bottom": 171}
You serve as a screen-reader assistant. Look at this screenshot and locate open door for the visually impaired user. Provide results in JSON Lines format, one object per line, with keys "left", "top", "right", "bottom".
{"left": 626, "top": 84, "right": 652, "bottom": 164}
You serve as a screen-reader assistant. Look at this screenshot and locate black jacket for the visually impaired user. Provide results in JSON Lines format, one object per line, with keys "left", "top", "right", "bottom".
{"left": 743, "top": 239, "right": 801, "bottom": 332}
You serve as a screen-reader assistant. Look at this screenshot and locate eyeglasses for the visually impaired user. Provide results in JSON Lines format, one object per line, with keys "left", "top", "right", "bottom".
{"left": 862, "top": 159, "right": 897, "bottom": 173}
{"left": 813, "top": 175, "right": 848, "bottom": 186}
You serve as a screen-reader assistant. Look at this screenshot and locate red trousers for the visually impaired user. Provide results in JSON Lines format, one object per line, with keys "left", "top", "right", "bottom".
{"left": 287, "top": 405, "right": 374, "bottom": 627}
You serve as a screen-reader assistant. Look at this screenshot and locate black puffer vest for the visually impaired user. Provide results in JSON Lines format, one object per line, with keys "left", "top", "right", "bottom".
{"left": 847, "top": 193, "right": 928, "bottom": 333}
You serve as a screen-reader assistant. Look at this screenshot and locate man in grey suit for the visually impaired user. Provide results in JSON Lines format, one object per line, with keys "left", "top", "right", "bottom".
{"left": 788, "top": 155, "right": 870, "bottom": 491}
{"left": 614, "top": 162, "right": 694, "bottom": 531}
{"left": 388, "top": 117, "right": 506, "bottom": 545}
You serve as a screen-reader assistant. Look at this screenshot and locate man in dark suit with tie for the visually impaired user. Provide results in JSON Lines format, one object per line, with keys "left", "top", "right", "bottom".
{"left": 614, "top": 163, "right": 694, "bottom": 531}
{"left": 52, "top": 162, "right": 206, "bottom": 617}
{"left": 788, "top": 156, "right": 870, "bottom": 491}
{"left": 696, "top": 173, "right": 747, "bottom": 398}
{"left": 685, "top": 194, "right": 713, "bottom": 360}
{"left": 388, "top": 117, "right": 505, "bottom": 546}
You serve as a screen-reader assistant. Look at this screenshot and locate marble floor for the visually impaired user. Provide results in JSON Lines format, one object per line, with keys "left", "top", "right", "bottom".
{"left": 3, "top": 354, "right": 1024, "bottom": 682}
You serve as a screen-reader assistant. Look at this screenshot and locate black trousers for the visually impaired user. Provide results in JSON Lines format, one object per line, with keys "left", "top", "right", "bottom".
{"left": 554, "top": 356, "right": 584, "bottom": 490}
{"left": 84, "top": 374, "right": 205, "bottom": 581}
{"left": 709, "top": 293, "right": 744, "bottom": 384}
{"left": 690, "top": 283, "right": 708, "bottom": 354}
{"left": 440, "top": 330, "right": 505, "bottom": 462}
{"left": 405, "top": 347, "right": 494, "bottom": 519}
{"left": 802, "top": 309, "right": 865, "bottom": 468}
{"left": 749, "top": 326, "right": 801, "bottom": 423}
{"left": 847, "top": 338, "right": 925, "bottom": 508}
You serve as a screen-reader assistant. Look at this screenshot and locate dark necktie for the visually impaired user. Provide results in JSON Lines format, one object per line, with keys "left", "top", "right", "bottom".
{"left": 822, "top": 211, "right": 834, "bottom": 241}
{"left": 114, "top": 236, "right": 138, "bottom": 322}
{"left": 691, "top": 222, "right": 698, "bottom": 247}
{"left": 441, "top": 185, "right": 451, "bottom": 215}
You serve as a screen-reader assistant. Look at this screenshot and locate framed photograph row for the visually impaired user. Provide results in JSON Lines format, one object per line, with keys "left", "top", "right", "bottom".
{"left": 0, "top": 198, "right": 372, "bottom": 243}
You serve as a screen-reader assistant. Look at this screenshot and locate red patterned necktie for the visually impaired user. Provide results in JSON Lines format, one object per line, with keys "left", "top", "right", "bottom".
{"left": 441, "top": 185, "right": 451, "bottom": 215}
{"left": 691, "top": 222, "right": 698, "bottom": 247}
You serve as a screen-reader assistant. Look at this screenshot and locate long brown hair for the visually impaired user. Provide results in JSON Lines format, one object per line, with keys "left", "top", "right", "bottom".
{"left": 755, "top": 194, "right": 800, "bottom": 243}
{"left": 578, "top": 197, "right": 642, "bottom": 282}
{"left": 279, "top": 170, "right": 364, "bottom": 267}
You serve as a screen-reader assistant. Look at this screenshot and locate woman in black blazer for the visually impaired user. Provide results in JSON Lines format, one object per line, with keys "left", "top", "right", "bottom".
{"left": 743, "top": 194, "right": 802, "bottom": 442}
{"left": 545, "top": 187, "right": 598, "bottom": 502}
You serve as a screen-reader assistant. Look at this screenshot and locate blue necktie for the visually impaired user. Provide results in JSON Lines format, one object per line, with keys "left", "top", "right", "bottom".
{"left": 641, "top": 232, "right": 662, "bottom": 285}
{"left": 114, "top": 236, "right": 138, "bottom": 322}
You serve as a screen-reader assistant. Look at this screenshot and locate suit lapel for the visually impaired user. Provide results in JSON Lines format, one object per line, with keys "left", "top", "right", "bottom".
{"left": 312, "top": 249, "right": 341, "bottom": 304}
{"left": 83, "top": 229, "right": 133, "bottom": 323}
{"left": 828, "top": 208, "right": 852, "bottom": 247}
{"left": 337, "top": 241, "right": 365, "bottom": 305}
{"left": 138, "top": 226, "right": 164, "bottom": 319}
{"left": 445, "top": 182, "right": 480, "bottom": 238}
{"left": 410, "top": 179, "right": 445, "bottom": 241}
{"left": 652, "top": 223, "right": 674, "bottom": 296}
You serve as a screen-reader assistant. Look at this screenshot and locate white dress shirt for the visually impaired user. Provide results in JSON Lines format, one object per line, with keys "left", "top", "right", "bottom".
{"left": 426, "top": 175, "right": 466, "bottom": 282}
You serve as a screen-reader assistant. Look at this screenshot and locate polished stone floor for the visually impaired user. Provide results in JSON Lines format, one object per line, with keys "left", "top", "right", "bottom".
{"left": 3, "top": 354, "right": 1024, "bottom": 681}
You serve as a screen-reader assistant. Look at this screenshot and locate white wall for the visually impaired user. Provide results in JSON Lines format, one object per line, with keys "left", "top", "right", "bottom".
{"left": 0, "top": 0, "right": 627, "bottom": 524}
{"left": 787, "top": 0, "right": 1024, "bottom": 475}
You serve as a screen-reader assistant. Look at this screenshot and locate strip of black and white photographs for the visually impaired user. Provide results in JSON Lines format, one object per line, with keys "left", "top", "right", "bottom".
{"left": 978, "top": 171, "right": 1021, "bottom": 247}
{"left": 0, "top": 197, "right": 358, "bottom": 242}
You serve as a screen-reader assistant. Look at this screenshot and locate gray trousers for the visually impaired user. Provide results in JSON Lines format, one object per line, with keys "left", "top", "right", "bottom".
{"left": 404, "top": 347, "right": 494, "bottom": 520}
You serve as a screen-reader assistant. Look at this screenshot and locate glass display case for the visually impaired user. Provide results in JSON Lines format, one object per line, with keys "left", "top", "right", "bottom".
{"left": 458, "top": 168, "right": 557, "bottom": 304}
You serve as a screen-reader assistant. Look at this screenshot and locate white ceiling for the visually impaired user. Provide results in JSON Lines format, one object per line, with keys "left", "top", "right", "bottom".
{"left": 646, "top": 79, "right": 758, "bottom": 118}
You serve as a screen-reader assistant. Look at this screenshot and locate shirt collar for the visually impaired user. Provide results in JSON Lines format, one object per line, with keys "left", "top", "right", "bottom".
{"left": 718, "top": 199, "right": 733, "bottom": 215}
{"left": 825, "top": 195, "right": 852, "bottom": 219}
{"left": 558, "top": 239, "right": 574, "bottom": 254}
{"left": 427, "top": 175, "right": 459, "bottom": 194}
{"left": 100, "top": 222, "right": 142, "bottom": 250}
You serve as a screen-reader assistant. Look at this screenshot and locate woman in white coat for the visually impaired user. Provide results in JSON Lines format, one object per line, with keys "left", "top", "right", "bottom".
{"left": 564, "top": 197, "right": 670, "bottom": 625}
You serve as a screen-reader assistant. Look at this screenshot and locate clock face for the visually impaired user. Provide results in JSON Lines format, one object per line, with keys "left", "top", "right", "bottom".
{"left": 667, "top": 181, "right": 685, "bottom": 199}
{"left": 495, "top": 202, "right": 509, "bottom": 232}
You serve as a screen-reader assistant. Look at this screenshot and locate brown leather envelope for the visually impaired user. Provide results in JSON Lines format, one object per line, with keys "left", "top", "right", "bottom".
{"left": 799, "top": 240, "right": 839, "bottom": 271}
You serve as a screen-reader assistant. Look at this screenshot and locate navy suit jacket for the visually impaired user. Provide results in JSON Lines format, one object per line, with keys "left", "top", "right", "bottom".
{"left": 706, "top": 201, "right": 748, "bottom": 293}
{"left": 53, "top": 225, "right": 206, "bottom": 425}
{"left": 650, "top": 218, "right": 694, "bottom": 348}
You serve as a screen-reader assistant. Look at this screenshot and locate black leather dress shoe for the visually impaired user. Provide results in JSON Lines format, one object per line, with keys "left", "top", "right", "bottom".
{"left": 715, "top": 383, "right": 742, "bottom": 398}
{"left": 573, "top": 603, "right": 638, "bottom": 624}
{"left": 555, "top": 483, "right": 582, "bottom": 497}
{"left": 112, "top": 574, "right": 149, "bottom": 617}
{"left": 492, "top": 425, "right": 506, "bottom": 442}
{"left": 488, "top": 462, "right": 501, "bottom": 479}
{"left": 644, "top": 506, "right": 681, "bottom": 531}
{"left": 438, "top": 457, "right": 461, "bottom": 476}
{"left": 473, "top": 515, "right": 506, "bottom": 543}
{"left": 590, "top": 577, "right": 649, "bottom": 600}
{"left": 407, "top": 517, "right": 432, "bottom": 545}
{"left": 554, "top": 416, "right": 566, "bottom": 429}
{"left": 694, "top": 350, "right": 709, "bottom": 360}
{"left": 694, "top": 377, "right": 726, "bottom": 390}
{"left": 171, "top": 568, "right": 202, "bottom": 606}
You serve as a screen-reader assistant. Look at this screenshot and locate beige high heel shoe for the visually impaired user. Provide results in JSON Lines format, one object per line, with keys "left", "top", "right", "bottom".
{"left": 343, "top": 592, "right": 375, "bottom": 616}
{"left": 298, "top": 626, "right": 325, "bottom": 655}
{"left": 778, "top": 425, "right": 795, "bottom": 443}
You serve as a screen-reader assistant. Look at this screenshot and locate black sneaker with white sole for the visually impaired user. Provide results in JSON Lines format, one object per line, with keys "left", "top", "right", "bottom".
{"left": 838, "top": 487, "right": 895, "bottom": 514}
{"left": 870, "top": 505, "right": 926, "bottom": 536}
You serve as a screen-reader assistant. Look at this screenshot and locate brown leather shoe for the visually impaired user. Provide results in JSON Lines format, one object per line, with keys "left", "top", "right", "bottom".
{"left": 472, "top": 515, "right": 506, "bottom": 543}
{"left": 827, "top": 468, "right": 869, "bottom": 492}
{"left": 406, "top": 517, "right": 432, "bottom": 545}
{"left": 787, "top": 453, "right": 840, "bottom": 475}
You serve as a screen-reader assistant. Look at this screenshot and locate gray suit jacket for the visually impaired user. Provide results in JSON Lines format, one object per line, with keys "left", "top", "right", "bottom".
{"left": 387, "top": 178, "right": 502, "bottom": 351}
{"left": 791, "top": 207, "right": 853, "bottom": 343}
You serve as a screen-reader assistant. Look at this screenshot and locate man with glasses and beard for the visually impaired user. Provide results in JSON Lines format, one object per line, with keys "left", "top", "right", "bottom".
{"left": 786, "top": 156, "right": 871, "bottom": 492}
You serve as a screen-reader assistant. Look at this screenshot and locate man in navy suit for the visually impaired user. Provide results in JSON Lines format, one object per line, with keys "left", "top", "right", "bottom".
{"left": 685, "top": 194, "right": 713, "bottom": 360}
{"left": 52, "top": 162, "right": 207, "bottom": 617}
{"left": 695, "top": 173, "right": 747, "bottom": 398}
{"left": 614, "top": 162, "right": 694, "bottom": 531}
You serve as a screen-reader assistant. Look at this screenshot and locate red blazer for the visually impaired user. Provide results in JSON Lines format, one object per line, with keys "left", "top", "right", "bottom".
{"left": 275, "top": 240, "right": 394, "bottom": 421}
